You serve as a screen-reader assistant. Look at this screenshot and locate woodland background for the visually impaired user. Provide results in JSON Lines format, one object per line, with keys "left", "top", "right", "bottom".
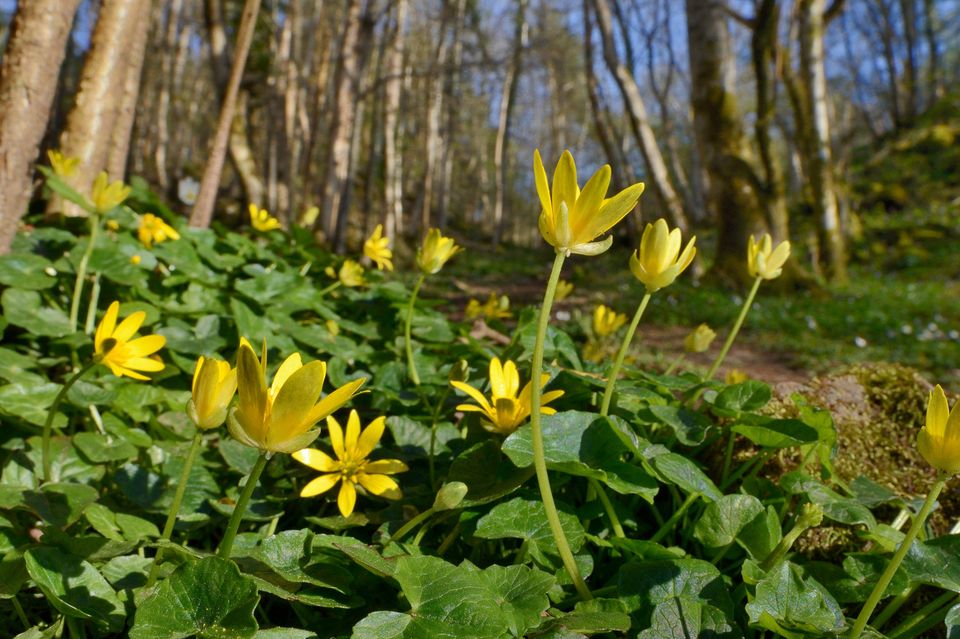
{"left": 0, "top": 0, "right": 958, "bottom": 283}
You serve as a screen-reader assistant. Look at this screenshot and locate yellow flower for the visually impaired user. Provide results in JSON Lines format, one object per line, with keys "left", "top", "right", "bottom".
{"left": 451, "top": 357, "right": 563, "bottom": 435}
{"left": 188, "top": 356, "right": 237, "bottom": 430}
{"left": 91, "top": 172, "right": 131, "bottom": 213}
{"left": 94, "top": 301, "right": 166, "bottom": 380}
{"left": 249, "top": 204, "right": 281, "bottom": 232}
{"left": 592, "top": 304, "right": 627, "bottom": 338}
{"left": 337, "top": 260, "right": 365, "bottom": 287}
{"left": 629, "top": 219, "right": 696, "bottom": 293}
{"left": 228, "top": 340, "right": 366, "bottom": 454}
{"left": 106, "top": 220, "right": 120, "bottom": 231}
{"left": 917, "top": 385, "right": 960, "bottom": 474}
{"left": 725, "top": 369, "right": 749, "bottom": 384}
{"left": 325, "top": 319, "right": 340, "bottom": 336}
{"left": 138, "top": 213, "right": 180, "bottom": 248}
{"left": 684, "top": 324, "right": 716, "bottom": 353}
{"left": 533, "top": 149, "right": 645, "bottom": 256}
{"left": 465, "top": 299, "right": 483, "bottom": 319}
{"left": 47, "top": 150, "right": 79, "bottom": 178}
{"left": 416, "top": 228, "right": 462, "bottom": 274}
{"left": 747, "top": 233, "right": 791, "bottom": 280}
{"left": 466, "top": 294, "right": 511, "bottom": 321}
{"left": 555, "top": 280, "right": 574, "bottom": 301}
{"left": 130, "top": 255, "right": 142, "bottom": 265}
{"left": 292, "top": 410, "right": 408, "bottom": 517}
{"left": 363, "top": 224, "right": 393, "bottom": 271}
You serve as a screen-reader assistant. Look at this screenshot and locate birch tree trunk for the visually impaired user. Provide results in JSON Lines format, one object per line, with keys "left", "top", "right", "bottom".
{"left": 798, "top": 0, "right": 847, "bottom": 281}
{"left": 0, "top": 0, "right": 82, "bottom": 254}
{"left": 190, "top": 0, "right": 262, "bottom": 228}
{"left": 317, "top": 0, "right": 364, "bottom": 242}
{"left": 382, "top": 0, "right": 407, "bottom": 239}
{"left": 419, "top": 6, "right": 452, "bottom": 236}
{"left": 492, "top": 0, "right": 527, "bottom": 247}
{"left": 899, "top": 0, "right": 919, "bottom": 121}
{"left": 685, "top": 0, "right": 766, "bottom": 281}
{"left": 107, "top": 0, "right": 152, "bottom": 180}
{"left": 923, "top": 0, "right": 942, "bottom": 101}
{"left": 437, "top": 0, "right": 467, "bottom": 230}
{"left": 56, "top": 0, "right": 146, "bottom": 216}
{"left": 592, "top": 0, "right": 688, "bottom": 232}
{"left": 153, "top": 0, "right": 184, "bottom": 191}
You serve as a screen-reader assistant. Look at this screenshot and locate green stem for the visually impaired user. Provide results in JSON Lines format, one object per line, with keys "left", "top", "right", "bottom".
{"left": 387, "top": 506, "right": 436, "bottom": 544}
{"left": 436, "top": 522, "right": 461, "bottom": 556}
{"left": 69, "top": 214, "right": 100, "bottom": 332}
{"left": 887, "top": 590, "right": 955, "bottom": 637}
{"left": 42, "top": 361, "right": 96, "bottom": 483}
{"left": 145, "top": 432, "right": 204, "bottom": 588}
{"left": 317, "top": 281, "right": 342, "bottom": 296}
{"left": 650, "top": 492, "right": 699, "bottom": 544}
{"left": 11, "top": 595, "right": 28, "bottom": 629}
{"left": 872, "top": 586, "right": 915, "bottom": 629}
{"left": 428, "top": 386, "right": 450, "bottom": 489}
{"left": 720, "top": 449, "right": 772, "bottom": 492}
{"left": 600, "top": 292, "right": 652, "bottom": 416}
{"left": 589, "top": 478, "right": 625, "bottom": 538}
{"left": 83, "top": 274, "right": 101, "bottom": 335}
{"left": 663, "top": 353, "right": 685, "bottom": 376}
{"left": 217, "top": 452, "right": 270, "bottom": 559}
{"left": 705, "top": 276, "right": 762, "bottom": 380}
{"left": 849, "top": 476, "right": 947, "bottom": 639}
{"left": 720, "top": 429, "right": 737, "bottom": 485}
{"left": 404, "top": 274, "right": 426, "bottom": 385}
{"left": 531, "top": 250, "right": 591, "bottom": 600}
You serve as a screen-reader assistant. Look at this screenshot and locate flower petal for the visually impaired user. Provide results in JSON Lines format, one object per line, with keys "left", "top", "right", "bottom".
{"left": 337, "top": 480, "right": 357, "bottom": 516}
{"left": 235, "top": 343, "right": 269, "bottom": 448}
{"left": 451, "top": 380, "right": 493, "bottom": 413}
{"left": 364, "top": 459, "right": 409, "bottom": 474}
{"left": 95, "top": 302, "right": 119, "bottom": 351}
{"left": 586, "top": 182, "right": 645, "bottom": 239}
{"left": 266, "top": 360, "right": 326, "bottom": 449}
{"left": 357, "top": 473, "right": 402, "bottom": 498}
{"left": 355, "top": 416, "right": 386, "bottom": 459}
{"left": 571, "top": 164, "right": 611, "bottom": 241}
{"left": 123, "top": 334, "right": 166, "bottom": 358}
{"left": 301, "top": 474, "right": 340, "bottom": 498}
{"left": 551, "top": 150, "right": 579, "bottom": 221}
{"left": 271, "top": 353, "right": 304, "bottom": 397}
{"left": 305, "top": 377, "right": 366, "bottom": 426}
{"left": 928, "top": 385, "right": 950, "bottom": 437}
{"left": 327, "top": 415, "right": 345, "bottom": 460}
{"left": 112, "top": 311, "right": 146, "bottom": 343}
{"left": 292, "top": 448, "right": 339, "bottom": 472}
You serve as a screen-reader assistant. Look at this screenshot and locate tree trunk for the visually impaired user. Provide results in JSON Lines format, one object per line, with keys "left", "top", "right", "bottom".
{"left": 592, "top": 0, "right": 688, "bottom": 232}
{"left": 492, "top": 0, "right": 527, "bottom": 247}
{"left": 0, "top": 0, "right": 81, "bottom": 254}
{"left": 437, "top": 0, "right": 467, "bottom": 230}
{"left": 153, "top": 0, "right": 184, "bottom": 191}
{"left": 190, "top": 0, "right": 262, "bottom": 228}
{"left": 107, "top": 0, "right": 152, "bottom": 181}
{"left": 382, "top": 0, "right": 407, "bottom": 239}
{"left": 923, "top": 0, "right": 942, "bottom": 101}
{"left": 899, "top": 0, "right": 919, "bottom": 121}
{"left": 56, "top": 0, "right": 146, "bottom": 216}
{"left": 798, "top": 0, "right": 847, "bottom": 281}
{"left": 685, "top": 0, "right": 766, "bottom": 282}
{"left": 317, "top": 0, "right": 364, "bottom": 243}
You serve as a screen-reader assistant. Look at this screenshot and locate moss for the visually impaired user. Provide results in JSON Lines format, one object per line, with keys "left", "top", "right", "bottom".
{"left": 847, "top": 362, "right": 929, "bottom": 429}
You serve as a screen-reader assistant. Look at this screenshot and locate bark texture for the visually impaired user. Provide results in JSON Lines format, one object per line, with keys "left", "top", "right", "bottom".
{"left": 107, "top": 0, "right": 152, "bottom": 180}
{"left": 0, "top": 0, "right": 82, "bottom": 253}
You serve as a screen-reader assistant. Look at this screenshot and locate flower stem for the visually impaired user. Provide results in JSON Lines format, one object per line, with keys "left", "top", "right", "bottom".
{"left": 69, "top": 214, "right": 100, "bottom": 333}
{"left": 888, "top": 591, "right": 956, "bottom": 638}
{"left": 650, "top": 492, "right": 699, "bottom": 544}
{"left": 600, "top": 292, "right": 652, "bottom": 416}
{"left": 317, "top": 281, "right": 342, "bottom": 297}
{"left": 217, "top": 452, "right": 270, "bottom": 559}
{"left": 663, "top": 353, "right": 685, "bottom": 376}
{"left": 404, "top": 273, "right": 426, "bottom": 385}
{"left": 428, "top": 386, "right": 451, "bottom": 489}
{"left": 589, "top": 478, "right": 625, "bottom": 538}
{"left": 83, "top": 273, "right": 101, "bottom": 335}
{"left": 145, "top": 432, "right": 204, "bottom": 588}
{"left": 531, "top": 251, "right": 591, "bottom": 600}
{"left": 849, "top": 476, "right": 947, "bottom": 639}
{"left": 387, "top": 506, "right": 435, "bottom": 544}
{"left": 42, "top": 361, "right": 96, "bottom": 483}
{"left": 705, "top": 276, "right": 763, "bottom": 380}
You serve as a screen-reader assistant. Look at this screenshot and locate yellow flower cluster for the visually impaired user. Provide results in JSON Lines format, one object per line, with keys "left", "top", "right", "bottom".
{"left": 138, "top": 213, "right": 180, "bottom": 248}
{"left": 364, "top": 224, "right": 393, "bottom": 271}
{"left": 465, "top": 293, "right": 511, "bottom": 321}
{"left": 592, "top": 304, "right": 627, "bottom": 338}
{"left": 249, "top": 204, "right": 282, "bottom": 232}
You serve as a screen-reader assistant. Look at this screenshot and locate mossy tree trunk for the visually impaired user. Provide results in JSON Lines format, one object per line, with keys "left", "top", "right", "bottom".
{"left": 0, "top": 0, "right": 81, "bottom": 253}
{"left": 685, "top": 0, "right": 767, "bottom": 283}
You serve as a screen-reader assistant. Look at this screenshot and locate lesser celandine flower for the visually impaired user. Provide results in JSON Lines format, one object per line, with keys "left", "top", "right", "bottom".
{"left": 451, "top": 357, "right": 563, "bottom": 435}
{"left": 747, "top": 233, "right": 791, "bottom": 280}
{"left": 327, "top": 259, "right": 365, "bottom": 287}
{"left": 684, "top": 324, "right": 716, "bottom": 354}
{"left": 91, "top": 172, "right": 131, "bottom": 213}
{"left": 850, "top": 384, "right": 957, "bottom": 638}
{"left": 466, "top": 293, "right": 512, "bottom": 321}
{"left": 138, "top": 213, "right": 181, "bottom": 248}
{"left": 47, "top": 150, "right": 79, "bottom": 178}
{"left": 364, "top": 224, "right": 393, "bottom": 271}
{"left": 555, "top": 280, "right": 574, "bottom": 301}
{"left": 229, "top": 340, "right": 366, "bottom": 454}
{"left": 188, "top": 355, "right": 237, "bottom": 430}
{"left": 592, "top": 304, "right": 627, "bottom": 338}
{"left": 94, "top": 301, "right": 167, "bottom": 380}
{"left": 629, "top": 219, "right": 696, "bottom": 293}
{"left": 917, "top": 385, "right": 960, "bottom": 473}
{"left": 533, "top": 149, "right": 645, "bottom": 256}
{"left": 417, "top": 228, "right": 462, "bottom": 274}
{"left": 249, "top": 204, "right": 281, "bottom": 232}
{"left": 292, "top": 410, "right": 407, "bottom": 517}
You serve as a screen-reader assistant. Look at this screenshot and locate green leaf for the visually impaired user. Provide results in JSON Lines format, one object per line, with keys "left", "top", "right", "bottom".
{"left": 0, "top": 550, "right": 28, "bottom": 598}
{"left": 475, "top": 496, "right": 585, "bottom": 564}
{"left": 745, "top": 561, "right": 845, "bottom": 634}
{"left": 446, "top": 441, "right": 533, "bottom": 507}
{"left": 0, "top": 381, "right": 63, "bottom": 426}
{"left": 0, "top": 253, "right": 57, "bottom": 290}
{"left": 737, "top": 506, "right": 783, "bottom": 562}
{"left": 24, "top": 546, "right": 126, "bottom": 633}
{"left": 804, "top": 554, "right": 909, "bottom": 604}
{"left": 502, "top": 411, "right": 658, "bottom": 500}
{"left": 22, "top": 483, "right": 99, "bottom": 528}
{"left": 73, "top": 431, "right": 137, "bottom": 463}
{"left": 694, "top": 494, "right": 765, "bottom": 548}
{"left": 712, "top": 381, "right": 771, "bottom": 416}
{"left": 901, "top": 535, "right": 960, "bottom": 591}
{"left": 618, "top": 559, "right": 740, "bottom": 638}
{"left": 731, "top": 417, "right": 820, "bottom": 449}
{"left": 945, "top": 603, "right": 960, "bottom": 639}
{"left": 649, "top": 452, "right": 722, "bottom": 502}
{"left": 646, "top": 405, "right": 712, "bottom": 445}
{"left": 352, "top": 556, "right": 554, "bottom": 639}
{"left": 781, "top": 472, "right": 876, "bottom": 528}
{"left": 1, "top": 289, "right": 72, "bottom": 337}
{"left": 130, "top": 556, "right": 260, "bottom": 639}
